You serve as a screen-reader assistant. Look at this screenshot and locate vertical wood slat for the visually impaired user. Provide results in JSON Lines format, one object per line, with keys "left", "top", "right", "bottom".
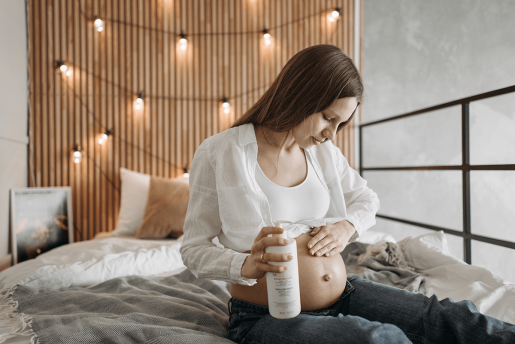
{"left": 28, "top": 0, "right": 356, "bottom": 241}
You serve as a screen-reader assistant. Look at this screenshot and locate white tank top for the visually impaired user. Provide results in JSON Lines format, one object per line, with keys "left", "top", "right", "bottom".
{"left": 255, "top": 153, "right": 330, "bottom": 223}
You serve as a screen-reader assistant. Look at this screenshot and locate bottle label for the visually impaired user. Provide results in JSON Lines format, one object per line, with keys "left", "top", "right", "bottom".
{"left": 268, "top": 273, "right": 299, "bottom": 308}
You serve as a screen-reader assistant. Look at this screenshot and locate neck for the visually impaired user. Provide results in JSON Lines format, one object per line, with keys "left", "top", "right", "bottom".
{"left": 256, "top": 125, "right": 298, "bottom": 154}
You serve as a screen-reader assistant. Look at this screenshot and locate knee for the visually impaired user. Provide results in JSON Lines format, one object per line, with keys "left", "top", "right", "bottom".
{"left": 339, "top": 314, "right": 411, "bottom": 343}
{"left": 367, "top": 323, "right": 410, "bottom": 343}
{"left": 440, "top": 297, "right": 479, "bottom": 313}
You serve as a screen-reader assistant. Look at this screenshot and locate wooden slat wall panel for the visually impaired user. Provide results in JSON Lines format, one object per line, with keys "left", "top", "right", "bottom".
{"left": 28, "top": 0, "right": 357, "bottom": 241}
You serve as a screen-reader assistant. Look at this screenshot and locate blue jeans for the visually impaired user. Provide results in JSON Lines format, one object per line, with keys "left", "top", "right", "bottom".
{"left": 227, "top": 276, "right": 515, "bottom": 344}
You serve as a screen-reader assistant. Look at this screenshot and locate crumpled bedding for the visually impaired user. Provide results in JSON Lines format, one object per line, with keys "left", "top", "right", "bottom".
{"left": 342, "top": 241, "right": 426, "bottom": 294}
{"left": 9, "top": 269, "right": 234, "bottom": 344}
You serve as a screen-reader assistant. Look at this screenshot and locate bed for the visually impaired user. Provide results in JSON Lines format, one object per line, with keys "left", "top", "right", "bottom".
{"left": 1, "top": 227, "right": 514, "bottom": 344}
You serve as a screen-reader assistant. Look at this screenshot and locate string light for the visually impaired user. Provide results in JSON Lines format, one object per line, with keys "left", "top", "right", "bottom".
{"left": 329, "top": 8, "right": 340, "bottom": 22}
{"left": 263, "top": 29, "right": 271, "bottom": 45}
{"left": 56, "top": 61, "right": 72, "bottom": 76}
{"left": 135, "top": 93, "right": 144, "bottom": 110}
{"left": 94, "top": 18, "right": 104, "bottom": 32}
{"left": 73, "top": 145, "right": 82, "bottom": 164}
{"left": 63, "top": 5, "right": 348, "bottom": 182}
{"left": 179, "top": 33, "right": 188, "bottom": 51}
{"left": 98, "top": 130, "right": 112, "bottom": 144}
{"left": 222, "top": 97, "right": 230, "bottom": 114}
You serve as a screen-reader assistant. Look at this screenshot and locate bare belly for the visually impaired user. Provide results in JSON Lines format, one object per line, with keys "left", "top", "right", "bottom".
{"left": 230, "top": 233, "right": 347, "bottom": 311}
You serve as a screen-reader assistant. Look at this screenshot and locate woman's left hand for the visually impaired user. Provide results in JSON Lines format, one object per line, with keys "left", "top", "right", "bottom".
{"left": 307, "top": 221, "right": 356, "bottom": 257}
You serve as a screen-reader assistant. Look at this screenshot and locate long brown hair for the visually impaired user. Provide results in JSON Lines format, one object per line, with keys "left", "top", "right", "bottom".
{"left": 231, "top": 44, "right": 363, "bottom": 133}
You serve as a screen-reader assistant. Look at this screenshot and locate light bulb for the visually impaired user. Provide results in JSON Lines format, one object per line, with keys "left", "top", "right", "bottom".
{"left": 222, "top": 98, "right": 230, "bottom": 113}
{"left": 73, "top": 147, "right": 82, "bottom": 164}
{"left": 183, "top": 167, "right": 189, "bottom": 178}
{"left": 94, "top": 18, "right": 104, "bottom": 32}
{"left": 60, "top": 64, "right": 68, "bottom": 72}
{"left": 331, "top": 10, "right": 340, "bottom": 19}
{"left": 179, "top": 34, "right": 187, "bottom": 51}
{"left": 135, "top": 94, "right": 144, "bottom": 109}
{"left": 263, "top": 33, "right": 270, "bottom": 39}
{"left": 98, "top": 133, "right": 108, "bottom": 144}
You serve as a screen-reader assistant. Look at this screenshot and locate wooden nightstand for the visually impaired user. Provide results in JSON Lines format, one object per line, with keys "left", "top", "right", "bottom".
{"left": 0, "top": 254, "right": 12, "bottom": 272}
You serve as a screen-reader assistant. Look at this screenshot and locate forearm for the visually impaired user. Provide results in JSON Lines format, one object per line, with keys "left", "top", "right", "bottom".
{"left": 180, "top": 243, "right": 257, "bottom": 285}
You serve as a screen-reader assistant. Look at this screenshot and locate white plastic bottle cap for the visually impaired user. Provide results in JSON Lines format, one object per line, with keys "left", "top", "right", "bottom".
{"left": 273, "top": 221, "right": 292, "bottom": 240}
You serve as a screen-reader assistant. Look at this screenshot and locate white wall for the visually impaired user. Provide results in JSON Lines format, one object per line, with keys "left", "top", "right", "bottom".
{"left": 362, "top": 0, "right": 515, "bottom": 282}
{"left": 0, "top": 0, "right": 29, "bottom": 257}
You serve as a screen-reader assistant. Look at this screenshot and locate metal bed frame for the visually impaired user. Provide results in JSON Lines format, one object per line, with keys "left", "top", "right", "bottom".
{"left": 359, "top": 85, "right": 515, "bottom": 264}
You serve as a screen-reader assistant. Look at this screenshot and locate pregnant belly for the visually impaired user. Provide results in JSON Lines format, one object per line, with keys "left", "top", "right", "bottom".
{"left": 230, "top": 233, "right": 347, "bottom": 312}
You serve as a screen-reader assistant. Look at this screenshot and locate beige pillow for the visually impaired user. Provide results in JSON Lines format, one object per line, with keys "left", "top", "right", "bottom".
{"left": 135, "top": 176, "right": 189, "bottom": 239}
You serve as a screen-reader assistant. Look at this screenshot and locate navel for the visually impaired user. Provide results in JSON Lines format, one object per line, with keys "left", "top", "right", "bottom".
{"left": 322, "top": 274, "right": 331, "bottom": 281}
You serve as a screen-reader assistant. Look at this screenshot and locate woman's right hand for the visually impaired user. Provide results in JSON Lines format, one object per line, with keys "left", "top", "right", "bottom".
{"left": 241, "top": 226, "right": 293, "bottom": 280}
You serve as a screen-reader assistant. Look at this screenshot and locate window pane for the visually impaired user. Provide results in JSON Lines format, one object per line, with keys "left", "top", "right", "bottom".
{"left": 470, "top": 92, "right": 515, "bottom": 165}
{"left": 364, "top": 171, "right": 463, "bottom": 231}
{"left": 471, "top": 171, "right": 515, "bottom": 243}
{"left": 362, "top": 106, "right": 461, "bottom": 168}
{"left": 471, "top": 240, "right": 515, "bottom": 283}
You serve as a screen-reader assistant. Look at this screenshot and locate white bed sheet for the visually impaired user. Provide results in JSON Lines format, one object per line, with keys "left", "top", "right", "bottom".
{"left": 0, "top": 230, "right": 513, "bottom": 344}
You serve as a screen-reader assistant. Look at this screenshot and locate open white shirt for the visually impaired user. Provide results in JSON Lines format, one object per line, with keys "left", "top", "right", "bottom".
{"left": 180, "top": 123, "right": 380, "bottom": 286}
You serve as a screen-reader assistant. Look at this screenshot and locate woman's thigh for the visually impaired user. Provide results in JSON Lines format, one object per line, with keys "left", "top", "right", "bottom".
{"left": 236, "top": 312, "right": 411, "bottom": 344}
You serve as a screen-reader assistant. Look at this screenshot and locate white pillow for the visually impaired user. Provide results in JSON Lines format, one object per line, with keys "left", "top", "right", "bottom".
{"left": 112, "top": 168, "right": 151, "bottom": 236}
{"left": 112, "top": 168, "right": 189, "bottom": 237}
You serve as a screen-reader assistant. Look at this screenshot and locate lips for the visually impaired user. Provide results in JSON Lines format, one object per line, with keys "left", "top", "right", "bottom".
{"left": 312, "top": 136, "right": 323, "bottom": 144}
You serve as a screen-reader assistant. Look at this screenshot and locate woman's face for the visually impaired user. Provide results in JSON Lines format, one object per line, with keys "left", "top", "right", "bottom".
{"left": 292, "top": 97, "right": 358, "bottom": 149}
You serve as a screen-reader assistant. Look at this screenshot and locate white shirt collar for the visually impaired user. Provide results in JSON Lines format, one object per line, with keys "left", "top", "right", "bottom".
{"left": 238, "top": 123, "right": 257, "bottom": 146}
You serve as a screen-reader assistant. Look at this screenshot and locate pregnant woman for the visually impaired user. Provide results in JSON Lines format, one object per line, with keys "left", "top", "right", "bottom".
{"left": 180, "top": 44, "right": 515, "bottom": 343}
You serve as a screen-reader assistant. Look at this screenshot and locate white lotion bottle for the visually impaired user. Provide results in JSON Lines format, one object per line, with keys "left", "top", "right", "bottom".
{"left": 265, "top": 221, "right": 301, "bottom": 319}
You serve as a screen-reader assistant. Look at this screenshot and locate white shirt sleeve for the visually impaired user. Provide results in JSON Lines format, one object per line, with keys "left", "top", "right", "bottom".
{"left": 180, "top": 140, "right": 258, "bottom": 286}
{"left": 333, "top": 146, "right": 380, "bottom": 242}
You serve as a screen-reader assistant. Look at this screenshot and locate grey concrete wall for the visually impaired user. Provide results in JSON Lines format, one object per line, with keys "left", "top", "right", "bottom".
{"left": 362, "top": 0, "right": 515, "bottom": 282}
{"left": 0, "top": 0, "right": 29, "bottom": 257}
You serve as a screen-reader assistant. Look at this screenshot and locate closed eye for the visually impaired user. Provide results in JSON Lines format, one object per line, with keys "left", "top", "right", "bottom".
{"left": 323, "top": 114, "right": 331, "bottom": 123}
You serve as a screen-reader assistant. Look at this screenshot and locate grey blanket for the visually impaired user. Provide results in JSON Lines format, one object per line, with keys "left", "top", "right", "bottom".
{"left": 341, "top": 242, "right": 426, "bottom": 294}
{"left": 13, "top": 270, "right": 234, "bottom": 344}
{"left": 10, "top": 242, "right": 424, "bottom": 344}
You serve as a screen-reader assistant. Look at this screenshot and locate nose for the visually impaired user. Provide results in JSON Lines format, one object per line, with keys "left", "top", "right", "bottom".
{"left": 323, "top": 126, "right": 337, "bottom": 141}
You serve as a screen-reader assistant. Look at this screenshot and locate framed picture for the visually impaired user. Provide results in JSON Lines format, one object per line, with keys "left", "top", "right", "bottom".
{"left": 10, "top": 187, "right": 73, "bottom": 264}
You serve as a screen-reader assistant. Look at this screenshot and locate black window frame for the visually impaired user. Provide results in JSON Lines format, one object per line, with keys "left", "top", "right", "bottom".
{"left": 359, "top": 85, "right": 515, "bottom": 264}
